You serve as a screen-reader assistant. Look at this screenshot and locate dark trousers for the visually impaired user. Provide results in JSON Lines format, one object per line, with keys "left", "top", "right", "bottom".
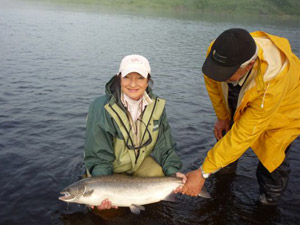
{"left": 256, "top": 145, "right": 291, "bottom": 200}
{"left": 217, "top": 145, "right": 291, "bottom": 201}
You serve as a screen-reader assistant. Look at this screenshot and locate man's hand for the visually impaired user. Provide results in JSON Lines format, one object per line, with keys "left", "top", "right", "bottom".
{"left": 181, "top": 169, "right": 205, "bottom": 197}
{"left": 214, "top": 118, "right": 230, "bottom": 140}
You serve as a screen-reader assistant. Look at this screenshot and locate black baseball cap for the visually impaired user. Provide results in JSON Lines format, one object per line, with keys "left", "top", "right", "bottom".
{"left": 202, "top": 28, "right": 256, "bottom": 82}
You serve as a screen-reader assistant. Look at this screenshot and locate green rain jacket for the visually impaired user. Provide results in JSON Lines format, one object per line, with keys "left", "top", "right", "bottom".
{"left": 84, "top": 75, "right": 182, "bottom": 176}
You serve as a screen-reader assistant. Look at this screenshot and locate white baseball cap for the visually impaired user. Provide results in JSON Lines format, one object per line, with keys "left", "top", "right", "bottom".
{"left": 119, "top": 54, "right": 151, "bottom": 78}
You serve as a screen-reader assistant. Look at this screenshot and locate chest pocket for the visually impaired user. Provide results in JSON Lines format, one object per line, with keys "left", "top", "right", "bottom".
{"left": 153, "top": 120, "right": 160, "bottom": 132}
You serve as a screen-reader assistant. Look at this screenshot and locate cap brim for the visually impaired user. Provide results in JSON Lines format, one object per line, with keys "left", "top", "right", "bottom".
{"left": 202, "top": 51, "right": 240, "bottom": 82}
{"left": 121, "top": 67, "right": 148, "bottom": 78}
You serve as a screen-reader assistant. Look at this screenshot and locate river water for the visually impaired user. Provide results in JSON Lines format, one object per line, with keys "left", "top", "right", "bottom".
{"left": 0, "top": 1, "right": 299, "bottom": 224}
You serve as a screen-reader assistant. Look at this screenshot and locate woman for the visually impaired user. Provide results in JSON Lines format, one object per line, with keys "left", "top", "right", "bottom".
{"left": 84, "top": 55, "right": 184, "bottom": 210}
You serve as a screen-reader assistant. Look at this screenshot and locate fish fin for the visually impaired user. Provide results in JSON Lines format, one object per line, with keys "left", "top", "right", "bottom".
{"left": 198, "top": 186, "right": 211, "bottom": 199}
{"left": 83, "top": 189, "right": 94, "bottom": 197}
{"left": 129, "top": 204, "right": 145, "bottom": 214}
{"left": 164, "top": 193, "right": 177, "bottom": 202}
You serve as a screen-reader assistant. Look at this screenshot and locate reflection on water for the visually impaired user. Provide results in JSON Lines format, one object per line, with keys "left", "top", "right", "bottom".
{"left": 0, "top": 1, "right": 299, "bottom": 225}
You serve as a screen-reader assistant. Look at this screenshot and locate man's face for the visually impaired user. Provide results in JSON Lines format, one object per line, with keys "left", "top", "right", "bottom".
{"left": 226, "top": 66, "right": 249, "bottom": 83}
{"left": 225, "top": 60, "right": 256, "bottom": 83}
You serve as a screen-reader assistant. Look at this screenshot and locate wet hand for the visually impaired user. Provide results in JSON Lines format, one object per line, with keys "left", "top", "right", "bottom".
{"left": 90, "top": 198, "right": 118, "bottom": 210}
{"left": 181, "top": 169, "right": 205, "bottom": 197}
{"left": 214, "top": 118, "right": 230, "bottom": 140}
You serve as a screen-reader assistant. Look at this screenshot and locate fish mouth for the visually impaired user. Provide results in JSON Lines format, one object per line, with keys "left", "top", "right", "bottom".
{"left": 59, "top": 191, "right": 76, "bottom": 202}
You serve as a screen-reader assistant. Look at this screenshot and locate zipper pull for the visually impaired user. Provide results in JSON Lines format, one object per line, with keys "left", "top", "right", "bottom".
{"left": 135, "top": 149, "right": 140, "bottom": 164}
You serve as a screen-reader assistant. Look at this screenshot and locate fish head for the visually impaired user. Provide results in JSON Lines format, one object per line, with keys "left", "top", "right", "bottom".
{"left": 59, "top": 182, "right": 86, "bottom": 203}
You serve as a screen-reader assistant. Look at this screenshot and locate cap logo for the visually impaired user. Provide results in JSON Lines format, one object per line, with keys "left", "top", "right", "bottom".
{"left": 129, "top": 57, "right": 142, "bottom": 64}
{"left": 212, "top": 49, "right": 227, "bottom": 64}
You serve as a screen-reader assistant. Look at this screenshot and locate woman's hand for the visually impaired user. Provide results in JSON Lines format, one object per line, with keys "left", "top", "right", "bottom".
{"left": 173, "top": 172, "right": 187, "bottom": 193}
{"left": 214, "top": 118, "right": 230, "bottom": 140}
{"left": 90, "top": 198, "right": 118, "bottom": 211}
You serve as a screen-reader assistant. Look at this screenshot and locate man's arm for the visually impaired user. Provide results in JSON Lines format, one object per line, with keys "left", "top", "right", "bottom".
{"left": 183, "top": 76, "right": 287, "bottom": 196}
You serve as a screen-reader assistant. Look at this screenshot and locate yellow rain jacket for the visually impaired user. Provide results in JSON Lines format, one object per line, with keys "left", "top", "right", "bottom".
{"left": 202, "top": 31, "right": 300, "bottom": 174}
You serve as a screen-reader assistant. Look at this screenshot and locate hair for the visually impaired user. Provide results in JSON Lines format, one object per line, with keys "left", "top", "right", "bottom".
{"left": 147, "top": 74, "right": 154, "bottom": 88}
{"left": 240, "top": 45, "right": 258, "bottom": 68}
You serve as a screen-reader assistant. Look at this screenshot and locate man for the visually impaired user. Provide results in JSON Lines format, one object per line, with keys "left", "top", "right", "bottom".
{"left": 182, "top": 28, "right": 300, "bottom": 205}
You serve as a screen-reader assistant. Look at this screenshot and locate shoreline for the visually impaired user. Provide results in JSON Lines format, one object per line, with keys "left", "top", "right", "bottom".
{"left": 22, "top": 0, "right": 300, "bottom": 19}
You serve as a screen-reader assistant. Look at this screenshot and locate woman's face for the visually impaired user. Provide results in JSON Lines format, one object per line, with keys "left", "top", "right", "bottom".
{"left": 121, "top": 72, "right": 148, "bottom": 100}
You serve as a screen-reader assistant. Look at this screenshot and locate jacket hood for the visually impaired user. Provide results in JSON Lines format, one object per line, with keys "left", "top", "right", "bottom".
{"left": 105, "top": 75, "right": 154, "bottom": 104}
